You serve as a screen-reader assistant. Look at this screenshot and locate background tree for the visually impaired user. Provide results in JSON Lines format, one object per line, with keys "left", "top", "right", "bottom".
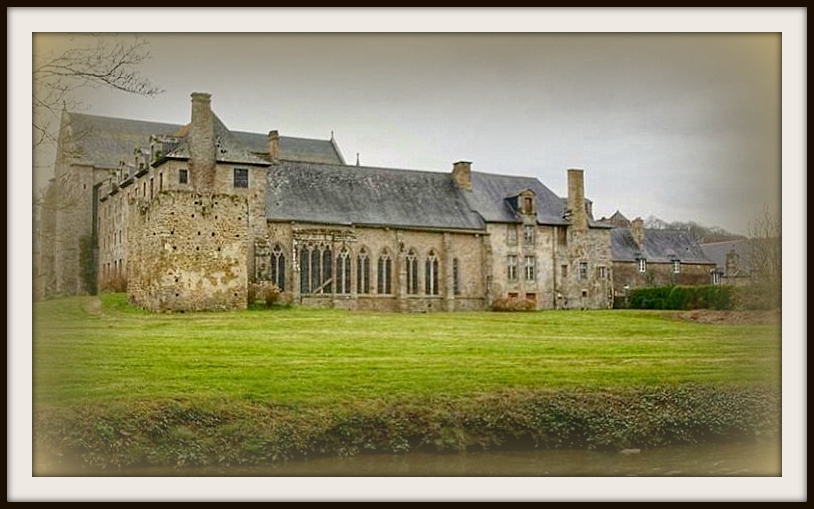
{"left": 32, "top": 34, "right": 162, "bottom": 295}
{"left": 746, "top": 206, "right": 782, "bottom": 309}
{"left": 644, "top": 215, "right": 745, "bottom": 243}
{"left": 33, "top": 34, "right": 163, "bottom": 150}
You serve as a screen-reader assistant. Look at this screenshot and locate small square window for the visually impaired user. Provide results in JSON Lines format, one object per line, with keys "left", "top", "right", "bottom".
{"left": 179, "top": 169, "right": 188, "bottom": 184}
{"left": 234, "top": 168, "right": 249, "bottom": 188}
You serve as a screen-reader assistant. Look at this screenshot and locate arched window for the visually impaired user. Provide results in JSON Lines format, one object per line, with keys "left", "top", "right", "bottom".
{"left": 299, "top": 244, "right": 312, "bottom": 294}
{"left": 271, "top": 244, "right": 286, "bottom": 291}
{"left": 336, "top": 246, "right": 351, "bottom": 294}
{"left": 378, "top": 249, "right": 392, "bottom": 295}
{"left": 406, "top": 249, "right": 419, "bottom": 295}
{"left": 357, "top": 247, "right": 371, "bottom": 294}
{"left": 425, "top": 250, "right": 439, "bottom": 295}
{"left": 300, "top": 243, "right": 333, "bottom": 294}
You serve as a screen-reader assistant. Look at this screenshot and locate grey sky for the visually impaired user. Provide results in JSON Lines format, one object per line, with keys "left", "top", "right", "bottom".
{"left": 33, "top": 31, "right": 781, "bottom": 236}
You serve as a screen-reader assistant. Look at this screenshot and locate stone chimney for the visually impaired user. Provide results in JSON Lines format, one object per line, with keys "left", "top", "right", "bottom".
{"left": 452, "top": 161, "right": 472, "bottom": 191}
{"left": 268, "top": 130, "right": 280, "bottom": 160}
{"left": 189, "top": 92, "right": 216, "bottom": 191}
{"left": 567, "top": 169, "right": 587, "bottom": 231}
{"left": 631, "top": 217, "right": 645, "bottom": 249}
{"left": 725, "top": 249, "right": 740, "bottom": 276}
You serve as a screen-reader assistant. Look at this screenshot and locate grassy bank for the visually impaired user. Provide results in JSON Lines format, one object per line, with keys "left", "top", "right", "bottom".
{"left": 33, "top": 294, "right": 781, "bottom": 471}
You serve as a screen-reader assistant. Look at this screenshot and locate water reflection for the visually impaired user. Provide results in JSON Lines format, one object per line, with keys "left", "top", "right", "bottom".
{"left": 40, "top": 441, "right": 780, "bottom": 477}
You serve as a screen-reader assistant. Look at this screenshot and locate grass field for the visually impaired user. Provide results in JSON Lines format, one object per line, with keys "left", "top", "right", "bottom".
{"left": 32, "top": 294, "right": 781, "bottom": 469}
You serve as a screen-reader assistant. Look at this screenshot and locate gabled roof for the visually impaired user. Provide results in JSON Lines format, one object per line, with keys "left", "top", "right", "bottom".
{"left": 61, "top": 112, "right": 343, "bottom": 170}
{"left": 699, "top": 239, "right": 753, "bottom": 274}
{"left": 64, "top": 112, "right": 181, "bottom": 169}
{"left": 463, "top": 172, "right": 568, "bottom": 225}
{"left": 231, "top": 131, "right": 344, "bottom": 165}
{"left": 163, "top": 114, "right": 269, "bottom": 166}
{"left": 266, "top": 161, "right": 485, "bottom": 231}
{"left": 611, "top": 227, "right": 714, "bottom": 264}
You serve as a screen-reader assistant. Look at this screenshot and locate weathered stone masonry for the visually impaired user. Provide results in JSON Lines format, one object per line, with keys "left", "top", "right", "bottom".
{"left": 40, "top": 91, "right": 714, "bottom": 312}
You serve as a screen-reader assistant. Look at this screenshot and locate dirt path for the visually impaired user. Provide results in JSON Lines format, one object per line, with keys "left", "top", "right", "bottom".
{"left": 666, "top": 309, "right": 781, "bottom": 325}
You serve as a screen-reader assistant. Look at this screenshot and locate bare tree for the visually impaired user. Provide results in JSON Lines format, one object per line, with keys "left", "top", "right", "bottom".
{"left": 33, "top": 34, "right": 163, "bottom": 150}
{"left": 747, "top": 206, "right": 782, "bottom": 308}
{"left": 32, "top": 35, "right": 163, "bottom": 296}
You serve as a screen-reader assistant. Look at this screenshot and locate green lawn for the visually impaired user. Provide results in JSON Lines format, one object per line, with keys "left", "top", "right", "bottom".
{"left": 33, "top": 294, "right": 781, "bottom": 410}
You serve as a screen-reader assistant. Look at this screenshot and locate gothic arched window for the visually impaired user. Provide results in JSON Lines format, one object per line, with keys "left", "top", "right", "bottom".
{"left": 300, "top": 243, "right": 333, "bottom": 294}
{"left": 271, "top": 244, "right": 286, "bottom": 291}
{"left": 378, "top": 249, "right": 392, "bottom": 295}
{"left": 425, "top": 249, "right": 439, "bottom": 295}
{"left": 357, "top": 247, "right": 371, "bottom": 294}
{"left": 336, "top": 246, "right": 351, "bottom": 294}
{"left": 406, "top": 249, "right": 419, "bottom": 295}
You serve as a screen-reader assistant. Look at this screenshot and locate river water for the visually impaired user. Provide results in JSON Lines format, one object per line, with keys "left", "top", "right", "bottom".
{"left": 42, "top": 441, "right": 779, "bottom": 477}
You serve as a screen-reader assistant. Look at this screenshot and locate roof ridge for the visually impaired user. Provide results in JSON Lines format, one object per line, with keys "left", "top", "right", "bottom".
{"left": 281, "top": 160, "right": 454, "bottom": 177}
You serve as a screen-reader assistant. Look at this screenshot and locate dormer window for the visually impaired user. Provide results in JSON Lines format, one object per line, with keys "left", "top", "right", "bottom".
{"left": 523, "top": 196, "right": 533, "bottom": 214}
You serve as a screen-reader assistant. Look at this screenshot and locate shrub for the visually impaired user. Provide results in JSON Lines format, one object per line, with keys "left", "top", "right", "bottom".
{"left": 628, "top": 285, "right": 734, "bottom": 310}
{"left": 491, "top": 296, "right": 535, "bottom": 312}
{"left": 248, "top": 282, "right": 290, "bottom": 309}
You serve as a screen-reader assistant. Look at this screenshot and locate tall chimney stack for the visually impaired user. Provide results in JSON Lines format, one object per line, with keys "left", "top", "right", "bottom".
{"left": 189, "top": 92, "right": 216, "bottom": 191}
{"left": 567, "top": 168, "right": 588, "bottom": 231}
{"left": 268, "top": 130, "right": 280, "bottom": 160}
{"left": 452, "top": 161, "right": 472, "bottom": 191}
{"left": 631, "top": 217, "right": 645, "bottom": 249}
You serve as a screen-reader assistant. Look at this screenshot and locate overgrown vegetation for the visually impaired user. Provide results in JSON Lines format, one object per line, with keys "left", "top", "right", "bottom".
{"left": 622, "top": 284, "right": 779, "bottom": 311}
{"left": 33, "top": 295, "right": 781, "bottom": 472}
{"left": 491, "top": 296, "right": 536, "bottom": 312}
{"left": 626, "top": 285, "right": 734, "bottom": 310}
{"left": 34, "top": 385, "right": 779, "bottom": 471}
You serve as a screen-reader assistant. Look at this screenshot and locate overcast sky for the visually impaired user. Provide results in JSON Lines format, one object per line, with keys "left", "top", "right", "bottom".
{"left": 11, "top": 9, "right": 806, "bottom": 502}
{"left": 32, "top": 29, "right": 782, "bottom": 236}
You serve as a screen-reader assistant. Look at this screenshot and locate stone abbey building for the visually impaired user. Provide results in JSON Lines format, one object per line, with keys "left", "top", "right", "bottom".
{"left": 40, "top": 92, "right": 623, "bottom": 312}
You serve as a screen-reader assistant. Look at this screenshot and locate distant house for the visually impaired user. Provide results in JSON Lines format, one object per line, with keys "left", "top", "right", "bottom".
{"left": 609, "top": 217, "right": 717, "bottom": 297}
{"left": 699, "top": 239, "right": 754, "bottom": 286}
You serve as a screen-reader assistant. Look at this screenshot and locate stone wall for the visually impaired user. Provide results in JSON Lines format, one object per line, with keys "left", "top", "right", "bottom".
{"left": 613, "top": 261, "right": 716, "bottom": 293}
{"left": 263, "top": 222, "right": 487, "bottom": 311}
{"left": 127, "top": 190, "right": 249, "bottom": 311}
{"left": 558, "top": 226, "right": 613, "bottom": 309}
{"left": 485, "top": 223, "right": 559, "bottom": 309}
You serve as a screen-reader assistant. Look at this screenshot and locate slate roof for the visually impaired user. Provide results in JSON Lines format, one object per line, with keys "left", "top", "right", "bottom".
{"left": 611, "top": 227, "right": 715, "bottom": 264}
{"left": 62, "top": 112, "right": 343, "bottom": 169}
{"left": 462, "top": 172, "right": 567, "bottom": 225}
{"left": 699, "top": 240, "right": 753, "bottom": 274}
{"left": 266, "top": 161, "right": 485, "bottom": 231}
{"left": 231, "top": 131, "right": 345, "bottom": 165}
{"left": 163, "top": 114, "right": 269, "bottom": 166}
{"left": 65, "top": 113, "right": 181, "bottom": 169}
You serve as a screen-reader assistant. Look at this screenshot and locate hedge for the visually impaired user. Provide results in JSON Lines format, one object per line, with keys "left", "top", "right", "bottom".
{"left": 626, "top": 285, "right": 734, "bottom": 310}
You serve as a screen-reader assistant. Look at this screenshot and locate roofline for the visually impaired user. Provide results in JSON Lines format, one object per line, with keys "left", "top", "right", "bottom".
{"left": 268, "top": 218, "right": 485, "bottom": 235}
